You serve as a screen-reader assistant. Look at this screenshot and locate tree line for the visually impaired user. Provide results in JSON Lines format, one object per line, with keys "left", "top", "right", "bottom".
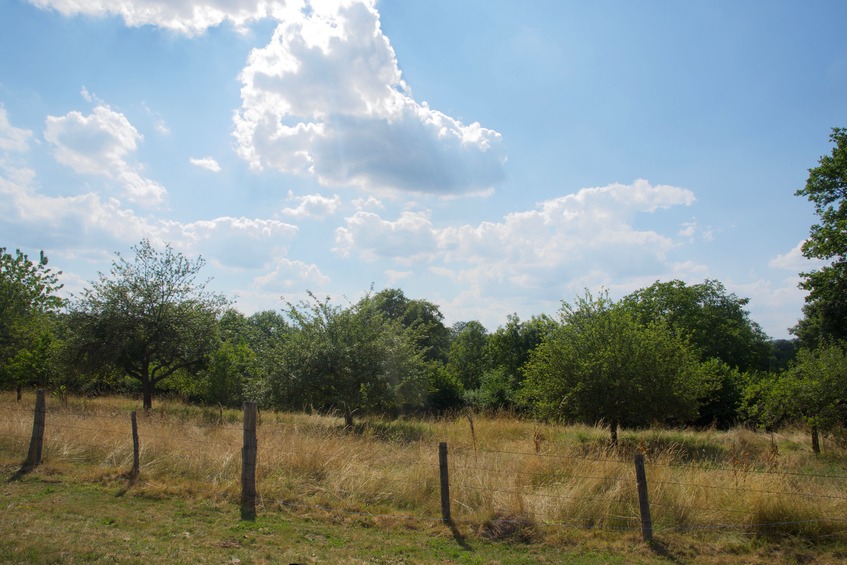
{"left": 2, "top": 128, "right": 846, "bottom": 452}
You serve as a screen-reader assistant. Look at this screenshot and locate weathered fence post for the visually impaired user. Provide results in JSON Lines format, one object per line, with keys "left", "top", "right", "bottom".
{"left": 634, "top": 452, "right": 653, "bottom": 543}
{"left": 130, "top": 411, "right": 140, "bottom": 481}
{"left": 24, "top": 389, "right": 46, "bottom": 468}
{"left": 439, "top": 442, "right": 451, "bottom": 523}
{"left": 241, "top": 401, "right": 258, "bottom": 521}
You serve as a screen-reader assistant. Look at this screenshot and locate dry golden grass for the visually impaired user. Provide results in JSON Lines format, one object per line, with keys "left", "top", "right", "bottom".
{"left": 3, "top": 390, "right": 847, "bottom": 559}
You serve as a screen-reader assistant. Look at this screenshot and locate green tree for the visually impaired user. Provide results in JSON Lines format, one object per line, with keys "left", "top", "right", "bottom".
{"left": 623, "top": 279, "right": 771, "bottom": 372}
{"left": 68, "top": 240, "right": 227, "bottom": 411}
{"left": 369, "top": 288, "right": 450, "bottom": 363}
{"left": 523, "top": 292, "right": 708, "bottom": 444}
{"left": 793, "top": 128, "right": 847, "bottom": 346}
{"left": 197, "top": 309, "right": 261, "bottom": 407}
{"left": 763, "top": 344, "right": 847, "bottom": 454}
{"left": 0, "top": 247, "right": 64, "bottom": 398}
{"left": 443, "top": 320, "right": 490, "bottom": 392}
{"left": 271, "top": 292, "right": 429, "bottom": 427}
{"left": 481, "top": 313, "right": 557, "bottom": 409}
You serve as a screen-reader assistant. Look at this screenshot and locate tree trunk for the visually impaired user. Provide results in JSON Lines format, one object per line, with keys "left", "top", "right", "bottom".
{"left": 811, "top": 424, "right": 821, "bottom": 454}
{"left": 343, "top": 403, "right": 354, "bottom": 429}
{"left": 143, "top": 385, "right": 153, "bottom": 412}
{"left": 141, "top": 362, "right": 153, "bottom": 412}
{"left": 610, "top": 419, "right": 619, "bottom": 446}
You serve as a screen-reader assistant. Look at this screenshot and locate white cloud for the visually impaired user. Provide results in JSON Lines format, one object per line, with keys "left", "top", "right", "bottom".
{"left": 352, "top": 195, "right": 383, "bottom": 210}
{"left": 281, "top": 191, "right": 342, "bottom": 219}
{"left": 167, "top": 216, "right": 299, "bottom": 270}
{"left": 0, "top": 156, "right": 298, "bottom": 275}
{"left": 335, "top": 209, "right": 438, "bottom": 262}
{"left": 233, "top": 0, "right": 505, "bottom": 195}
{"left": 142, "top": 102, "right": 170, "bottom": 135}
{"left": 0, "top": 106, "right": 33, "bottom": 152}
{"left": 335, "top": 180, "right": 696, "bottom": 304}
{"left": 44, "top": 104, "right": 167, "bottom": 206}
{"left": 27, "top": 0, "right": 300, "bottom": 36}
{"left": 189, "top": 156, "right": 222, "bottom": 172}
{"left": 252, "top": 257, "right": 330, "bottom": 291}
{"left": 769, "top": 240, "right": 825, "bottom": 272}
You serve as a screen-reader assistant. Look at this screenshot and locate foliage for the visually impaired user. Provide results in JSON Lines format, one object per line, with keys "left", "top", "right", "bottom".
{"left": 769, "top": 338, "right": 799, "bottom": 372}
{"left": 443, "top": 320, "right": 490, "bottom": 392}
{"left": 759, "top": 344, "right": 847, "bottom": 453}
{"left": 483, "top": 313, "right": 557, "bottom": 410}
{"left": 368, "top": 288, "right": 451, "bottom": 363}
{"left": 695, "top": 359, "right": 746, "bottom": 429}
{"left": 623, "top": 279, "right": 772, "bottom": 372}
{"left": 522, "top": 291, "right": 709, "bottom": 442}
{"left": 0, "top": 247, "right": 64, "bottom": 393}
{"left": 793, "top": 128, "right": 847, "bottom": 346}
{"left": 67, "top": 239, "right": 227, "bottom": 410}
{"left": 269, "top": 292, "right": 430, "bottom": 426}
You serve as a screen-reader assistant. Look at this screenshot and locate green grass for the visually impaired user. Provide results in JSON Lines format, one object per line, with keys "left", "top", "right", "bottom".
{"left": 0, "top": 473, "right": 636, "bottom": 564}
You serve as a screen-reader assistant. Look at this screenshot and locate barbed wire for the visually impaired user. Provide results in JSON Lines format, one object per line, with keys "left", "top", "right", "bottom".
{"left": 452, "top": 482, "right": 634, "bottom": 503}
{"left": 453, "top": 445, "right": 631, "bottom": 466}
{"left": 450, "top": 462, "right": 629, "bottom": 482}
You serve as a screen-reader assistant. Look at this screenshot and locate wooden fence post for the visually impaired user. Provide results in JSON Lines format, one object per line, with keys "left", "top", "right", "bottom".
{"left": 24, "top": 389, "right": 46, "bottom": 468}
{"left": 439, "top": 442, "right": 451, "bottom": 523}
{"left": 130, "top": 411, "right": 140, "bottom": 481}
{"left": 241, "top": 401, "right": 258, "bottom": 521}
{"left": 634, "top": 452, "right": 653, "bottom": 543}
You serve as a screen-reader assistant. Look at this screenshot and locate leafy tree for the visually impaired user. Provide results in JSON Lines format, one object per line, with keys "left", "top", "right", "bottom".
{"left": 793, "top": 128, "right": 847, "bottom": 346}
{"left": 443, "top": 320, "right": 490, "bottom": 392}
{"left": 270, "top": 292, "right": 429, "bottom": 427}
{"left": 68, "top": 240, "right": 227, "bottom": 411}
{"left": 769, "top": 338, "right": 799, "bottom": 372}
{"left": 0, "top": 247, "right": 64, "bottom": 397}
{"left": 197, "top": 310, "right": 261, "bottom": 407}
{"left": 369, "top": 288, "right": 450, "bottom": 363}
{"left": 623, "top": 279, "right": 771, "bottom": 372}
{"left": 482, "top": 313, "right": 557, "bottom": 409}
{"left": 696, "top": 359, "right": 746, "bottom": 429}
{"left": 761, "top": 344, "right": 847, "bottom": 454}
{"left": 523, "top": 292, "right": 708, "bottom": 444}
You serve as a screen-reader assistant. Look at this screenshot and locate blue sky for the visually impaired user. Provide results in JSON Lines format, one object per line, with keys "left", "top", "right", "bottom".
{"left": 1, "top": 0, "right": 845, "bottom": 339}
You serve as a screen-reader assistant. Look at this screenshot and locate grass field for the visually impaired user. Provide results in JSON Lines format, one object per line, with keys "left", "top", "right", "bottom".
{"left": 3, "top": 391, "right": 847, "bottom": 563}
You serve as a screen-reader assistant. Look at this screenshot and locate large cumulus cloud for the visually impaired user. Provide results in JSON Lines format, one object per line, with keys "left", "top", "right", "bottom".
{"left": 233, "top": 0, "right": 505, "bottom": 194}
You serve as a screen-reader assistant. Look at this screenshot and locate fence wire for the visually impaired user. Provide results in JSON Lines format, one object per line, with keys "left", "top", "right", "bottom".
{"left": 3, "top": 399, "right": 847, "bottom": 541}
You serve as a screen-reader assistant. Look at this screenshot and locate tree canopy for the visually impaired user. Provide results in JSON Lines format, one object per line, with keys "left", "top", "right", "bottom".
{"left": 523, "top": 292, "right": 709, "bottom": 443}
{"left": 269, "top": 292, "right": 430, "bottom": 427}
{"left": 623, "top": 279, "right": 771, "bottom": 372}
{"left": 68, "top": 240, "right": 227, "bottom": 410}
{"left": 793, "top": 128, "right": 847, "bottom": 346}
{"left": 758, "top": 343, "right": 847, "bottom": 453}
{"left": 0, "top": 248, "right": 64, "bottom": 395}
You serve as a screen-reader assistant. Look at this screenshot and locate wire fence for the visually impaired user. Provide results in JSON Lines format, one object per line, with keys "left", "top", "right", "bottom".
{"left": 3, "top": 393, "right": 847, "bottom": 541}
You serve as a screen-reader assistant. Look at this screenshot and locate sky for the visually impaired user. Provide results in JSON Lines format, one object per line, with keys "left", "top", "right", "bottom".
{"left": 1, "top": 0, "right": 846, "bottom": 339}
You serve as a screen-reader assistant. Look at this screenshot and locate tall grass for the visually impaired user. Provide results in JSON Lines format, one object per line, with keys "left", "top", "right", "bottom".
{"left": 3, "top": 391, "right": 847, "bottom": 548}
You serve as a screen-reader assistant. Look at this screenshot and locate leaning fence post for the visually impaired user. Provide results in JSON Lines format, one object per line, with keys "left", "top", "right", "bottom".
{"left": 241, "top": 401, "right": 258, "bottom": 521}
{"left": 634, "top": 452, "right": 653, "bottom": 543}
{"left": 439, "top": 442, "right": 451, "bottom": 523}
{"left": 130, "top": 411, "right": 140, "bottom": 481}
{"left": 24, "top": 389, "right": 46, "bottom": 468}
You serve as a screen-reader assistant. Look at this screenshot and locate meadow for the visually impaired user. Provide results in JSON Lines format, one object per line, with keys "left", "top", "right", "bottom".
{"left": 3, "top": 391, "right": 847, "bottom": 564}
